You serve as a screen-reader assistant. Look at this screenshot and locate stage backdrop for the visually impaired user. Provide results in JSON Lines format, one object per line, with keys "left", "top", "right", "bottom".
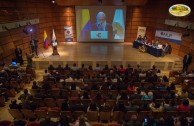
{"left": 137, "top": 26, "right": 146, "bottom": 37}
{"left": 75, "top": 6, "right": 126, "bottom": 42}
{"left": 64, "top": 26, "right": 73, "bottom": 42}
{"left": 155, "top": 29, "right": 182, "bottom": 44}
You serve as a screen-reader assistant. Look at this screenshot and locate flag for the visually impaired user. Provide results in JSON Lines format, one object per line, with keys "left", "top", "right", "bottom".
{"left": 76, "top": 9, "right": 92, "bottom": 39}
{"left": 51, "top": 29, "right": 56, "bottom": 43}
{"left": 112, "top": 9, "right": 125, "bottom": 39}
{"left": 43, "top": 30, "right": 49, "bottom": 49}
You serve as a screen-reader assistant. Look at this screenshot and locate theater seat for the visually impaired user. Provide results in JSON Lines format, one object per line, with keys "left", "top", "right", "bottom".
{"left": 27, "top": 122, "right": 40, "bottom": 126}
{"left": 0, "top": 120, "right": 12, "bottom": 126}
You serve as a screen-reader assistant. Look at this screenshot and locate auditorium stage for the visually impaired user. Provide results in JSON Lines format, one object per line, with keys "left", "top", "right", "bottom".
{"left": 32, "top": 42, "right": 182, "bottom": 70}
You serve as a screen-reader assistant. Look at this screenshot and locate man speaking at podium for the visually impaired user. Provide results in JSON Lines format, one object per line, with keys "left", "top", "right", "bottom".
{"left": 91, "top": 12, "right": 114, "bottom": 39}
{"left": 51, "top": 29, "right": 59, "bottom": 55}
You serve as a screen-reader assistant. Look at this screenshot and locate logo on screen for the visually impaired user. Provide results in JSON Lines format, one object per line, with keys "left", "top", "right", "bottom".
{"left": 96, "top": 33, "right": 101, "bottom": 38}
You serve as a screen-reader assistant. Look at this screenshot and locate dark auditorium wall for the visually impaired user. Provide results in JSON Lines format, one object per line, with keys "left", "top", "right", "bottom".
{"left": 0, "top": 0, "right": 56, "bottom": 62}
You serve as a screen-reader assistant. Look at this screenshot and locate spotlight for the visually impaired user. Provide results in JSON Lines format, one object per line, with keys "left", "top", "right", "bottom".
{"left": 52, "top": 0, "right": 55, "bottom": 3}
{"left": 29, "top": 28, "right": 33, "bottom": 32}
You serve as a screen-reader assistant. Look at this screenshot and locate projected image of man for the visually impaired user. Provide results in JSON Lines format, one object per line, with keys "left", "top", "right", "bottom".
{"left": 92, "top": 12, "right": 114, "bottom": 39}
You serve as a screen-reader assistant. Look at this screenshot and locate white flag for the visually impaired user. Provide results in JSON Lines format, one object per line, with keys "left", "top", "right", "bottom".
{"left": 52, "top": 29, "right": 56, "bottom": 43}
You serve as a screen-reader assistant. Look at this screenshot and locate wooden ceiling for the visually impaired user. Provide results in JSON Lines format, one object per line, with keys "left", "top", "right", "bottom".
{"left": 55, "top": 0, "right": 148, "bottom": 6}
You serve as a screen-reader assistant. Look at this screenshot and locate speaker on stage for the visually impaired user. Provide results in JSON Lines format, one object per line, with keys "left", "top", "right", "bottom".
{"left": 52, "top": 41, "right": 59, "bottom": 55}
{"left": 30, "top": 39, "right": 38, "bottom": 56}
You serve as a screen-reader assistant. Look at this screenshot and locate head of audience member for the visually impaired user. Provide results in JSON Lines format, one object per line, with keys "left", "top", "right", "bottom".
{"left": 24, "top": 89, "right": 29, "bottom": 95}
{"left": 44, "top": 69, "right": 48, "bottom": 73}
{"left": 182, "top": 99, "right": 189, "bottom": 106}
{"left": 88, "top": 65, "right": 93, "bottom": 70}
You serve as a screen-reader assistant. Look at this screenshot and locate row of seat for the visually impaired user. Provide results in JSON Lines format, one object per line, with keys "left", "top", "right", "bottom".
{"left": 31, "top": 98, "right": 183, "bottom": 108}
{"left": 9, "top": 109, "right": 190, "bottom": 122}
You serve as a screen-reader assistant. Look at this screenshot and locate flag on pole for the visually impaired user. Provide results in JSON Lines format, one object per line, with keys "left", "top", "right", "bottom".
{"left": 51, "top": 29, "right": 56, "bottom": 43}
{"left": 43, "top": 30, "right": 49, "bottom": 49}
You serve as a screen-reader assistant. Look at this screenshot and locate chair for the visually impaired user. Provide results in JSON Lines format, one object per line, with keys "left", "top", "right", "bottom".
{"left": 48, "top": 110, "right": 60, "bottom": 118}
{"left": 0, "top": 120, "right": 12, "bottom": 126}
{"left": 124, "top": 111, "right": 138, "bottom": 121}
{"left": 137, "top": 111, "right": 151, "bottom": 121}
{"left": 87, "top": 111, "right": 98, "bottom": 121}
{"left": 108, "top": 124, "right": 121, "bottom": 126}
{"left": 56, "top": 99, "right": 66, "bottom": 107}
{"left": 50, "top": 89, "right": 61, "bottom": 97}
{"left": 27, "top": 122, "right": 40, "bottom": 126}
{"left": 73, "top": 111, "right": 85, "bottom": 119}
{"left": 100, "top": 112, "right": 111, "bottom": 122}
{"left": 8, "top": 109, "right": 24, "bottom": 119}
{"left": 21, "top": 109, "right": 36, "bottom": 119}
{"left": 92, "top": 124, "right": 104, "bottom": 126}
{"left": 34, "top": 110, "right": 47, "bottom": 119}
{"left": 112, "top": 111, "right": 124, "bottom": 122}
{"left": 44, "top": 98, "right": 57, "bottom": 107}
{"left": 61, "top": 111, "right": 72, "bottom": 117}
{"left": 33, "top": 98, "right": 45, "bottom": 107}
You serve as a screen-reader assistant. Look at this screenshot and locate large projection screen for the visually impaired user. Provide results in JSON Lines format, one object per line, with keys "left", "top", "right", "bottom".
{"left": 76, "top": 6, "right": 126, "bottom": 42}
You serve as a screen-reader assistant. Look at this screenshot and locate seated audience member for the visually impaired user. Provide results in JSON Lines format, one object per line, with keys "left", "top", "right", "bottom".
{"left": 137, "top": 83, "right": 146, "bottom": 92}
{"left": 59, "top": 115, "right": 71, "bottom": 126}
{"left": 71, "top": 100, "right": 87, "bottom": 112}
{"left": 48, "top": 64, "right": 55, "bottom": 70}
{"left": 22, "top": 95, "right": 37, "bottom": 111}
{"left": 165, "top": 116, "right": 174, "bottom": 126}
{"left": 177, "top": 99, "right": 190, "bottom": 112}
{"left": 163, "top": 100, "right": 177, "bottom": 111}
{"left": 103, "top": 65, "right": 109, "bottom": 71}
{"left": 34, "top": 89, "right": 45, "bottom": 99}
{"left": 56, "top": 65, "right": 63, "bottom": 71}
{"left": 125, "top": 101, "right": 139, "bottom": 111}
{"left": 69, "top": 82, "right": 80, "bottom": 91}
{"left": 112, "top": 65, "right": 117, "bottom": 71}
{"left": 118, "top": 65, "right": 125, "bottom": 73}
{"left": 127, "top": 114, "right": 141, "bottom": 126}
{"left": 18, "top": 89, "right": 32, "bottom": 100}
{"left": 157, "top": 117, "right": 166, "bottom": 126}
{"left": 94, "top": 64, "right": 101, "bottom": 71}
{"left": 75, "top": 116, "right": 90, "bottom": 126}
{"left": 190, "top": 116, "right": 194, "bottom": 126}
{"left": 100, "top": 100, "right": 111, "bottom": 112}
{"left": 136, "top": 64, "right": 141, "bottom": 73}
{"left": 71, "top": 63, "right": 78, "bottom": 71}
{"left": 43, "top": 70, "right": 51, "bottom": 79}
{"left": 42, "top": 82, "right": 51, "bottom": 90}
{"left": 161, "top": 75, "right": 169, "bottom": 82}
{"left": 32, "top": 81, "right": 40, "bottom": 89}
{"left": 81, "top": 91, "right": 90, "bottom": 99}
{"left": 95, "top": 91, "right": 102, "bottom": 100}
{"left": 88, "top": 65, "right": 93, "bottom": 70}
{"left": 40, "top": 116, "right": 58, "bottom": 126}
{"left": 117, "top": 91, "right": 129, "bottom": 100}
{"left": 149, "top": 101, "right": 164, "bottom": 112}
{"left": 142, "top": 116, "right": 157, "bottom": 126}
{"left": 87, "top": 102, "right": 99, "bottom": 111}
{"left": 9, "top": 99, "right": 22, "bottom": 110}
{"left": 141, "top": 92, "right": 152, "bottom": 100}
{"left": 64, "top": 64, "right": 70, "bottom": 70}
{"left": 65, "top": 75, "right": 73, "bottom": 82}
{"left": 130, "top": 89, "right": 142, "bottom": 100}
{"left": 80, "top": 64, "right": 87, "bottom": 71}
{"left": 61, "top": 100, "right": 70, "bottom": 111}
{"left": 113, "top": 102, "right": 127, "bottom": 112}
{"left": 128, "top": 83, "right": 136, "bottom": 92}
{"left": 136, "top": 35, "right": 142, "bottom": 41}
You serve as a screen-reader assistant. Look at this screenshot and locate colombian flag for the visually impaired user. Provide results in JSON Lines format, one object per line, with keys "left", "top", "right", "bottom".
{"left": 43, "top": 30, "right": 49, "bottom": 49}
{"left": 77, "top": 9, "right": 92, "bottom": 39}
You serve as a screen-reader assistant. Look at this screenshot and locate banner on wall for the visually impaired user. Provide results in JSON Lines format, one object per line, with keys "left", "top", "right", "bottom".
{"left": 64, "top": 26, "right": 73, "bottom": 42}
{"left": 137, "top": 26, "right": 147, "bottom": 37}
{"left": 155, "top": 29, "right": 182, "bottom": 44}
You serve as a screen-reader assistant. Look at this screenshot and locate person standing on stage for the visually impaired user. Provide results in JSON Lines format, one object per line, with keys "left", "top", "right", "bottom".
{"left": 15, "top": 46, "right": 23, "bottom": 65}
{"left": 183, "top": 52, "right": 192, "bottom": 72}
{"left": 26, "top": 53, "right": 34, "bottom": 67}
{"left": 30, "top": 39, "right": 38, "bottom": 56}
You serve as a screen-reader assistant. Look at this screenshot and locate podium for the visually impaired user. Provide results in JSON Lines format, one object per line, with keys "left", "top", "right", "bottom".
{"left": 52, "top": 42, "right": 59, "bottom": 55}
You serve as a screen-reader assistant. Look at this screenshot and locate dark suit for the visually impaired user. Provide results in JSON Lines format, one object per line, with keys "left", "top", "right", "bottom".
{"left": 183, "top": 54, "right": 192, "bottom": 71}
{"left": 15, "top": 47, "right": 23, "bottom": 65}
{"left": 31, "top": 39, "right": 38, "bottom": 56}
{"left": 92, "top": 23, "right": 114, "bottom": 39}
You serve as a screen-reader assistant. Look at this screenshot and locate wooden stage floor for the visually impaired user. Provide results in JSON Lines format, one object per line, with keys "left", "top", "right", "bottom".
{"left": 32, "top": 42, "right": 182, "bottom": 70}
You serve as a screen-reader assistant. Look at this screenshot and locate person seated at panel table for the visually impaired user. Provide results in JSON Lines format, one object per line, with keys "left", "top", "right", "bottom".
{"left": 162, "top": 43, "right": 170, "bottom": 56}
{"left": 157, "top": 43, "right": 163, "bottom": 49}
{"left": 136, "top": 35, "right": 142, "bottom": 41}
{"left": 142, "top": 36, "right": 148, "bottom": 43}
{"left": 153, "top": 39, "right": 160, "bottom": 47}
